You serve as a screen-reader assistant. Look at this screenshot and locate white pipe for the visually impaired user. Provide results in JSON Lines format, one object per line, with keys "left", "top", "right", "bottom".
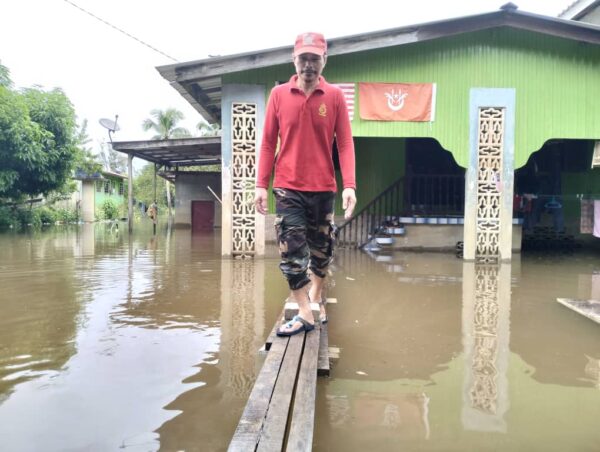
{"left": 207, "top": 185, "right": 222, "bottom": 204}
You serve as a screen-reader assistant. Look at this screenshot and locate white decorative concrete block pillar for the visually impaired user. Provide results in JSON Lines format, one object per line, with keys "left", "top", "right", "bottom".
{"left": 221, "top": 85, "right": 266, "bottom": 257}
{"left": 464, "top": 89, "right": 516, "bottom": 262}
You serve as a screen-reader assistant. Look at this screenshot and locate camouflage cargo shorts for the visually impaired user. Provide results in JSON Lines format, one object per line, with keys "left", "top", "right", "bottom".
{"left": 273, "top": 188, "right": 336, "bottom": 290}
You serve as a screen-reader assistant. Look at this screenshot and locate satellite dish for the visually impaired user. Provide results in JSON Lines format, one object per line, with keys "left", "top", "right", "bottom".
{"left": 99, "top": 115, "right": 120, "bottom": 142}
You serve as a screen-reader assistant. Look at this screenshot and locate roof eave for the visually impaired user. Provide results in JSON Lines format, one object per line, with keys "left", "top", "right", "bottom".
{"left": 156, "top": 9, "right": 600, "bottom": 123}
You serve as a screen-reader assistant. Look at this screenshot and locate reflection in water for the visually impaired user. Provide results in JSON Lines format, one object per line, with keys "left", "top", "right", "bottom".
{"left": 156, "top": 247, "right": 267, "bottom": 452}
{"left": 2, "top": 227, "right": 600, "bottom": 451}
{"left": 462, "top": 263, "right": 511, "bottom": 433}
{"left": 584, "top": 355, "right": 600, "bottom": 389}
{"left": 219, "top": 258, "right": 265, "bottom": 398}
{"left": 0, "top": 225, "right": 223, "bottom": 451}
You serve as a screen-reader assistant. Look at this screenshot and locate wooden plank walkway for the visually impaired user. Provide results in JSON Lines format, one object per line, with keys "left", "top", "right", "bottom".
{"left": 557, "top": 298, "right": 600, "bottom": 325}
{"left": 229, "top": 300, "right": 334, "bottom": 452}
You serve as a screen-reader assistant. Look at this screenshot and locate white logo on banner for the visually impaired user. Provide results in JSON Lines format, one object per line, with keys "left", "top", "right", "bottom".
{"left": 385, "top": 89, "right": 408, "bottom": 111}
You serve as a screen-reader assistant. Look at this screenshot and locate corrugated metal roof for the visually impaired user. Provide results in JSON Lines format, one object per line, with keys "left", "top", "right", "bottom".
{"left": 559, "top": 0, "right": 600, "bottom": 19}
{"left": 157, "top": 7, "right": 600, "bottom": 124}
{"left": 111, "top": 136, "right": 221, "bottom": 168}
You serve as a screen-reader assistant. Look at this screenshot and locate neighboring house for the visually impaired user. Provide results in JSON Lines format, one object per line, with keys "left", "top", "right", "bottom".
{"left": 110, "top": 137, "right": 222, "bottom": 232}
{"left": 73, "top": 169, "right": 128, "bottom": 222}
{"left": 156, "top": 5, "right": 600, "bottom": 260}
{"left": 560, "top": 0, "right": 600, "bottom": 24}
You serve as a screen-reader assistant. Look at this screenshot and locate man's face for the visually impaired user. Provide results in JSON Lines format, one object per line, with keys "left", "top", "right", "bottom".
{"left": 293, "top": 52, "right": 326, "bottom": 84}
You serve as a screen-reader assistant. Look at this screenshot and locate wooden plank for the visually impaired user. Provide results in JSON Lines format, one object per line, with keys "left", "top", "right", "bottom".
{"left": 284, "top": 302, "right": 321, "bottom": 321}
{"left": 228, "top": 336, "right": 289, "bottom": 452}
{"left": 317, "top": 321, "right": 330, "bottom": 377}
{"left": 557, "top": 298, "right": 600, "bottom": 324}
{"left": 286, "top": 324, "right": 320, "bottom": 452}
{"left": 256, "top": 333, "right": 305, "bottom": 452}
{"left": 265, "top": 308, "right": 285, "bottom": 351}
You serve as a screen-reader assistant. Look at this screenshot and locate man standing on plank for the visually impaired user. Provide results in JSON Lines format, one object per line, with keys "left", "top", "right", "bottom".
{"left": 255, "top": 32, "right": 356, "bottom": 336}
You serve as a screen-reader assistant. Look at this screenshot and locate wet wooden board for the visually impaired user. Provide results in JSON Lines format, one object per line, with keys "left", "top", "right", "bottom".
{"left": 256, "top": 333, "right": 305, "bottom": 452}
{"left": 287, "top": 321, "right": 320, "bottom": 452}
{"left": 229, "top": 336, "right": 289, "bottom": 452}
{"left": 317, "top": 322, "right": 329, "bottom": 377}
{"left": 557, "top": 298, "right": 600, "bottom": 325}
{"left": 284, "top": 302, "right": 321, "bottom": 321}
{"left": 267, "top": 317, "right": 330, "bottom": 377}
{"left": 230, "top": 322, "right": 322, "bottom": 452}
{"left": 265, "top": 309, "right": 285, "bottom": 351}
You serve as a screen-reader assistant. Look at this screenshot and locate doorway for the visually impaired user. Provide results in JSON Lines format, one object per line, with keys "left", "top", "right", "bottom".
{"left": 192, "top": 200, "right": 215, "bottom": 231}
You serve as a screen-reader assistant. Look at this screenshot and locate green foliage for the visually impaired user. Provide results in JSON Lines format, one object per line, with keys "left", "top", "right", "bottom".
{"left": 98, "top": 199, "right": 119, "bottom": 220}
{"left": 75, "top": 120, "right": 103, "bottom": 175}
{"left": 98, "top": 141, "right": 127, "bottom": 174}
{"left": 16, "top": 208, "right": 41, "bottom": 228}
{"left": 0, "top": 61, "right": 12, "bottom": 88}
{"left": 197, "top": 120, "right": 221, "bottom": 137}
{"left": 0, "top": 76, "right": 81, "bottom": 200}
{"left": 38, "top": 206, "right": 58, "bottom": 224}
{"left": 133, "top": 163, "right": 174, "bottom": 208}
{"left": 0, "top": 205, "right": 16, "bottom": 229}
{"left": 142, "top": 108, "right": 191, "bottom": 139}
{"left": 0, "top": 203, "right": 79, "bottom": 230}
{"left": 55, "top": 207, "right": 79, "bottom": 223}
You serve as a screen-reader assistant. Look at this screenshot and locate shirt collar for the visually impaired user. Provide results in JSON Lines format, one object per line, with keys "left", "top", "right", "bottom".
{"left": 289, "top": 75, "right": 327, "bottom": 94}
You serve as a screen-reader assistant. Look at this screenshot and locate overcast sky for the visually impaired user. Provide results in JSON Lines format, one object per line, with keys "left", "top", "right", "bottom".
{"left": 1, "top": 0, "right": 570, "bottom": 161}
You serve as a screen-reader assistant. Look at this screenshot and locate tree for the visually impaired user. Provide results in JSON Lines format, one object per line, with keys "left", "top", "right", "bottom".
{"left": 140, "top": 108, "right": 191, "bottom": 212}
{"left": 0, "top": 66, "right": 82, "bottom": 200}
{"left": 141, "top": 108, "right": 191, "bottom": 140}
{"left": 197, "top": 119, "right": 221, "bottom": 137}
{"left": 98, "top": 141, "right": 127, "bottom": 174}
{"left": 75, "top": 119, "right": 103, "bottom": 176}
{"left": 133, "top": 163, "right": 174, "bottom": 208}
{"left": 0, "top": 61, "right": 12, "bottom": 88}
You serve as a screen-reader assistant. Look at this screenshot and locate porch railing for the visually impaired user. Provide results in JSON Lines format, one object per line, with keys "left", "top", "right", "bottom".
{"left": 336, "top": 174, "right": 465, "bottom": 248}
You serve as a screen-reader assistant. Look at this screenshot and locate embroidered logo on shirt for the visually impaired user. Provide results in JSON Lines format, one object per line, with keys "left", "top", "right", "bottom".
{"left": 318, "top": 103, "right": 327, "bottom": 117}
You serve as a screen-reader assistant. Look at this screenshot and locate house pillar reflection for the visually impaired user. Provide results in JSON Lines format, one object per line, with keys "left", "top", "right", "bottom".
{"left": 219, "top": 258, "right": 265, "bottom": 398}
{"left": 461, "top": 263, "right": 511, "bottom": 432}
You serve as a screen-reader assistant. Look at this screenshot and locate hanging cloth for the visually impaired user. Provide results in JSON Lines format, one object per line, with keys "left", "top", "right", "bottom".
{"left": 594, "top": 200, "right": 600, "bottom": 238}
{"left": 580, "top": 198, "right": 594, "bottom": 234}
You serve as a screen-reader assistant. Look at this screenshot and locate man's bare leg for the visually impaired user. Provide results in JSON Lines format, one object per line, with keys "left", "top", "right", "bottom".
{"left": 278, "top": 287, "right": 314, "bottom": 334}
{"left": 309, "top": 273, "right": 327, "bottom": 320}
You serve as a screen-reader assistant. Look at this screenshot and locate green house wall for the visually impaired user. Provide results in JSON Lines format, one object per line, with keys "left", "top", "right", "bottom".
{"left": 224, "top": 28, "right": 600, "bottom": 171}
{"left": 94, "top": 178, "right": 127, "bottom": 208}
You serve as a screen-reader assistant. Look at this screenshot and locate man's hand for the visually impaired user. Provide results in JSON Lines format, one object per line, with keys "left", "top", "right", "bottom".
{"left": 342, "top": 187, "right": 356, "bottom": 220}
{"left": 254, "top": 187, "right": 268, "bottom": 215}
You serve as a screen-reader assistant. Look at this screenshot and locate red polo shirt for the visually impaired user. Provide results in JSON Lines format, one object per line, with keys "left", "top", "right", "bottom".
{"left": 256, "top": 75, "right": 355, "bottom": 192}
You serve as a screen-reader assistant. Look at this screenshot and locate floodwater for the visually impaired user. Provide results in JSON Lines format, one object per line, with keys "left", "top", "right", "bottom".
{"left": 0, "top": 224, "right": 599, "bottom": 452}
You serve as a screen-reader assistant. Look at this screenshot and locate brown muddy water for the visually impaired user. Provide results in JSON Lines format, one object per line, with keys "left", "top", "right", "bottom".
{"left": 0, "top": 223, "right": 599, "bottom": 452}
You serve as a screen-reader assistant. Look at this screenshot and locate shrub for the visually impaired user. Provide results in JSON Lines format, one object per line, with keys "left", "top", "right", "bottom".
{"left": 55, "top": 207, "right": 78, "bottom": 223}
{"left": 100, "top": 199, "right": 119, "bottom": 220}
{"left": 16, "top": 208, "right": 41, "bottom": 228}
{"left": 0, "top": 206, "right": 17, "bottom": 229}
{"left": 38, "top": 206, "right": 58, "bottom": 224}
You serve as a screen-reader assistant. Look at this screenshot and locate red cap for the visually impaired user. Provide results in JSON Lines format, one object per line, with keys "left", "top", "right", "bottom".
{"left": 294, "top": 32, "right": 327, "bottom": 56}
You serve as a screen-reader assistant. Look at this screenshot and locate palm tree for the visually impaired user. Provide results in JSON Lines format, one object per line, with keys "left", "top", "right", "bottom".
{"left": 142, "top": 108, "right": 191, "bottom": 139}
{"left": 197, "top": 120, "right": 221, "bottom": 137}
{"left": 141, "top": 108, "right": 191, "bottom": 215}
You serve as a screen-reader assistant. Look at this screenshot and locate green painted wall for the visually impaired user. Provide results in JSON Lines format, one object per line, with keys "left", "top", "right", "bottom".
{"left": 224, "top": 28, "right": 600, "bottom": 170}
{"left": 94, "top": 178, "right": 127, "bottom": 207}
{"left": 346, "top": 137, "right": 405, "bottom": 213}
{"left": 263, "top": 138, "right": 405, "bottom": 215}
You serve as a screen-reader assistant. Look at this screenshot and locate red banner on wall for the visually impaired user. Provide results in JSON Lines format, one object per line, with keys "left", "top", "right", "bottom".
{"left": 359, "top": 82, "right": 436, "bottom": 122}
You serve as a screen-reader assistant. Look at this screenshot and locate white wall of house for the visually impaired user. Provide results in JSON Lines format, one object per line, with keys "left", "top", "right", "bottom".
{"left": 81, "top": 180, "right": 95, "bottom": 222}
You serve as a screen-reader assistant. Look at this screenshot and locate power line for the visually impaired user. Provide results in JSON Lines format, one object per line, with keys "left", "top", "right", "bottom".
{"left": 62, "top": 0, "right": 179, "bottom": 62}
